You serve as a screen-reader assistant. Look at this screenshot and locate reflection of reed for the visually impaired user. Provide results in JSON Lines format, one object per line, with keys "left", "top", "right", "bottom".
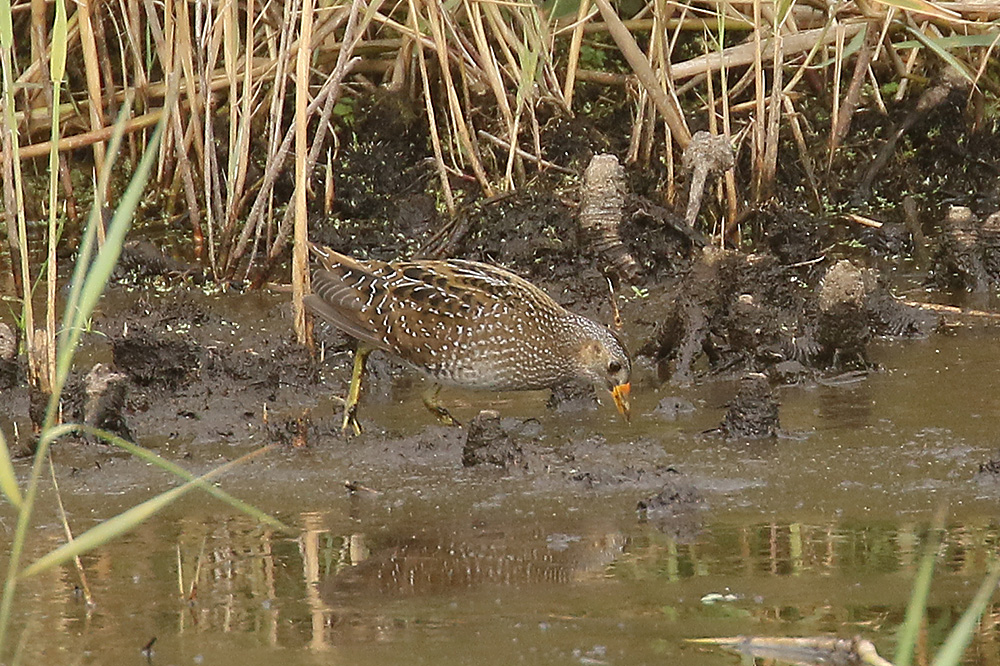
{"left": 320, "top": 529, "right": 624, "bottom": 602}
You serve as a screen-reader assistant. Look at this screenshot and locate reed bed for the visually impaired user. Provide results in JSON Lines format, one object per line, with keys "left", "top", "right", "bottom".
{"left": 3, "top": 0, "right": 996, "bottom": 283}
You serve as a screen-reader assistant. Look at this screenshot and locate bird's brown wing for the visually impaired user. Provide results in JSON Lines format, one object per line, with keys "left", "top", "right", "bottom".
{"left": 305, "top": 246, "right": 397, "bottom": 351}
{"left": 306, "top": 247, "right": 564, "bottom": 363}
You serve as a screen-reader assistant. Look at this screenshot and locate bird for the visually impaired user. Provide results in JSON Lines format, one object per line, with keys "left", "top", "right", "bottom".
{"left": 304, "top": 244, "right": 631, "bottom": 434}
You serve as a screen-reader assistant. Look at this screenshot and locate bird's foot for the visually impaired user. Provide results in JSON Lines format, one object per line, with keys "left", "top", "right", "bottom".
{"left": 340, "top": 402, "right": 363, "bottom": 436}
{"left": 422, "top": 385, "right": 461, "bottom": 426}
{"left": 426, "top": 403, "right": 461, "bottom": 427}
{"left": 339, "top": 345, "right": 371, "bottom": 437}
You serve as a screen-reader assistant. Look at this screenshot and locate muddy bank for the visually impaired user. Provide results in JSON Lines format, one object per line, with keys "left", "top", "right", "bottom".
{"left": 2, "top": 93, "right": 1000, "bottom": 515}
{"left": 0, "top": 194, "right": 972, "bottom": 508}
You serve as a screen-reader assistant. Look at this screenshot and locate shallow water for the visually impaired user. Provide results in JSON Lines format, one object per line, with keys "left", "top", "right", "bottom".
{"left": 4, "top": 326, "right": 1000, "bottom": 666}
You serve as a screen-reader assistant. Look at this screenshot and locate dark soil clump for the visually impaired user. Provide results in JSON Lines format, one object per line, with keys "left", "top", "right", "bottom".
{"left": 931, "top": 207, "right": 1000, "bottom": 292}
{"left": 637, "top": 245, "right": 932, "bottom": 385}
{"left": 719, "top": 374, "right": 780, "bottom": 440}
{"left": 113, "top": 330, "right": 201, "bottom": 390}
{"left": 462, "top": 410, "right": 524, "bottom": 469}
{"left": 637, "top": 471, "right": 706, "bottom": 541}
{"left": 78, "top": 363, "right": 132, "bottom": 441}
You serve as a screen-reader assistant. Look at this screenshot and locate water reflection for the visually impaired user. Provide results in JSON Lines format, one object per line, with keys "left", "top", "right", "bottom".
{"left": 6, "top": 507, "right": 1000, "bottom": 665}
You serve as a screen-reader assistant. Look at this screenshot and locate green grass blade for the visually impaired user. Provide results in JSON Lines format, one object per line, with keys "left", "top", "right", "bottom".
{"left": 50, "top": 0, "right": 67, "bottom": 81}
{"left": 20, "top": 443, "right": 282, "bottom": 578}
{"left": 895, "top": 522, "right": 944, "bottom": 666}
{"left": 0, "top": 428, "right": 21, "bottom": 509}
{"left": 1, "top": 112, "right": 168, "bottom": 657}
{"left": 75, "top": 425, "right": 291, "bottom": 532}
{"left": 0, "top": 0, "right": 11, "bottom": 46}
{"left": 54, "top": 115, "right": 161, "bottom": 407}
{"left": 903, "top": 25, "right": 976, "bottom": 86}
{"left": 930, "top": 559, "right": 1000, "bottom": 666}
{"left": 22, "top": 477, "right": 198, "bottom": 578}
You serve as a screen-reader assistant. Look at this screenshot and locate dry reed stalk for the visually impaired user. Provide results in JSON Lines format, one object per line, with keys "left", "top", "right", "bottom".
{"left": 894, "top": 20, "right": 925, "bottom": 101}
{"left": 247, "top": 0, "right": 370, "bottom": 279}
{"left": 216, "top": 0, "right": 259, "bottom": 270}
{"left": 478, "top": 2, "right": 526, "bottom": 185}
{"left": 476, "top": 130, "right": 575, "bottom": 174}
{"left": 172, "top": 0, "right": 206, "bottom": 162}
{"left": 702, "top": 28, "right": 721, "bottom": 240}
{"left": 627, "top": 0, "right": 665, "bottom": 167}
{"left": 424, "top": 0, "right": 493, "bottom": 195}
{"left": 761, "top": 5, "right": 785, "bottom": 198}
{"left": 409, "top": 0, "right": 455, "bottom": 215}
{"left": 0, "top": 17, "right": 34, "bottom": 382}
{"left": 75, "top": 0, "right": 108, "bottom": 243}
{"left": 673, "top": 23, "right": 866, "bottom": 81}
{"left": 292, "top": 0, "right": 314, "bottom": 347}
{"left": 14, "top": 13, "right": 79, "bottom": 93}
{"left": 829, "top": 22, "right": 845, "bottom": 171}
{"left": 240, "top": 0, "right": 296, "bottom": 273}
{"left": 91, "top": 4, "right": 116, "bottom": 116}
{"left": 17, "top": 109, "right": 162, "bottom": 158}
{"left": 782, "top": 94, "right": 821, "bottom": 210}
{"left": 48, "top": 455, "right": 94, "bottom": 605}
{"left": 201, "top": 0, "right": 226, "bottom": 276}
{"left": 561, "top": 0, "right": 591, "bottom": 108}
{"left": 749, "top": 0, "right": 764, "bottom": 200}
{"left": 235, "top": 60, "right": 357, "bottom": 280}
{"left": 369, "top": 6, "right": 440, "bottom": 56}
{"left": 28, "top": 0, "right": 47, "bottom": 116}
{"left": 143, "top": 0, "right": 204, "bottom": 253}
{"left": 229, "top": 0, "right": 257, "bottom": 225}
{"left": 222, "top": 0, "right": 240, "bottom": 224}
{"left": 626, "top": 84, "right": 647, "bottom": 164}
{"left": 830, "top": 17, "right": 882, "bottom": 156}
{"left": 714, "top": 7, "right": 737, "bottom": 227}
{"left": 459, "top": 2, "right": 503, "bottom": 110}
{"left": 524, "top": 7, "right": 567, "bottom": 112}
{"left": 121, "top": 0, "right": 148, "bottom": 94}
{"left": 592, "top": 0, "right": 691, "bottom": 149}
{"left": 44, "top": 0, "right": 68, "bottom": 393}
{"left": 866, "top": 63, "right": 887, "bottom": 115}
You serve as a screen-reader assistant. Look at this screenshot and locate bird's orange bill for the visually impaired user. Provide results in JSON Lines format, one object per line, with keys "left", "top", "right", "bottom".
{"left": 611, "top": 382, "right": 631, "bottom": 423}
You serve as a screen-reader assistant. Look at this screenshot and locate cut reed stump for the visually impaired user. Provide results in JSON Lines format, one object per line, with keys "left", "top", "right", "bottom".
{"left": 578, "top": 154, "right": 638, "bottom": 283}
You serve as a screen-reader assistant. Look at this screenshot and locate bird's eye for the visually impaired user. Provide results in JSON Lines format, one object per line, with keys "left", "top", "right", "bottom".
{"left": 608, "top": 360, "right": 622, "bottom": 374}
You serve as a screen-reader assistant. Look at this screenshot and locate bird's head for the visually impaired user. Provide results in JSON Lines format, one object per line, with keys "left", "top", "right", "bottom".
{"left": 576, "top": 325, "right": 632, "bottom": 422}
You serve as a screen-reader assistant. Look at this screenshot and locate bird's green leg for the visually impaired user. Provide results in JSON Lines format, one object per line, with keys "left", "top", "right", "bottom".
{"left": 342, "top": 345, "right": 372, "bottom": 436}
{"left": 422, "top": 384, "right": 460, "bottom": 426}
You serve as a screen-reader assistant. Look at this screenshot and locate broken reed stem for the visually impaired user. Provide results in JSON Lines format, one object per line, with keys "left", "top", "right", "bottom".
{"left": 579, "top": 154, "right": 638, "bottom": 283}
